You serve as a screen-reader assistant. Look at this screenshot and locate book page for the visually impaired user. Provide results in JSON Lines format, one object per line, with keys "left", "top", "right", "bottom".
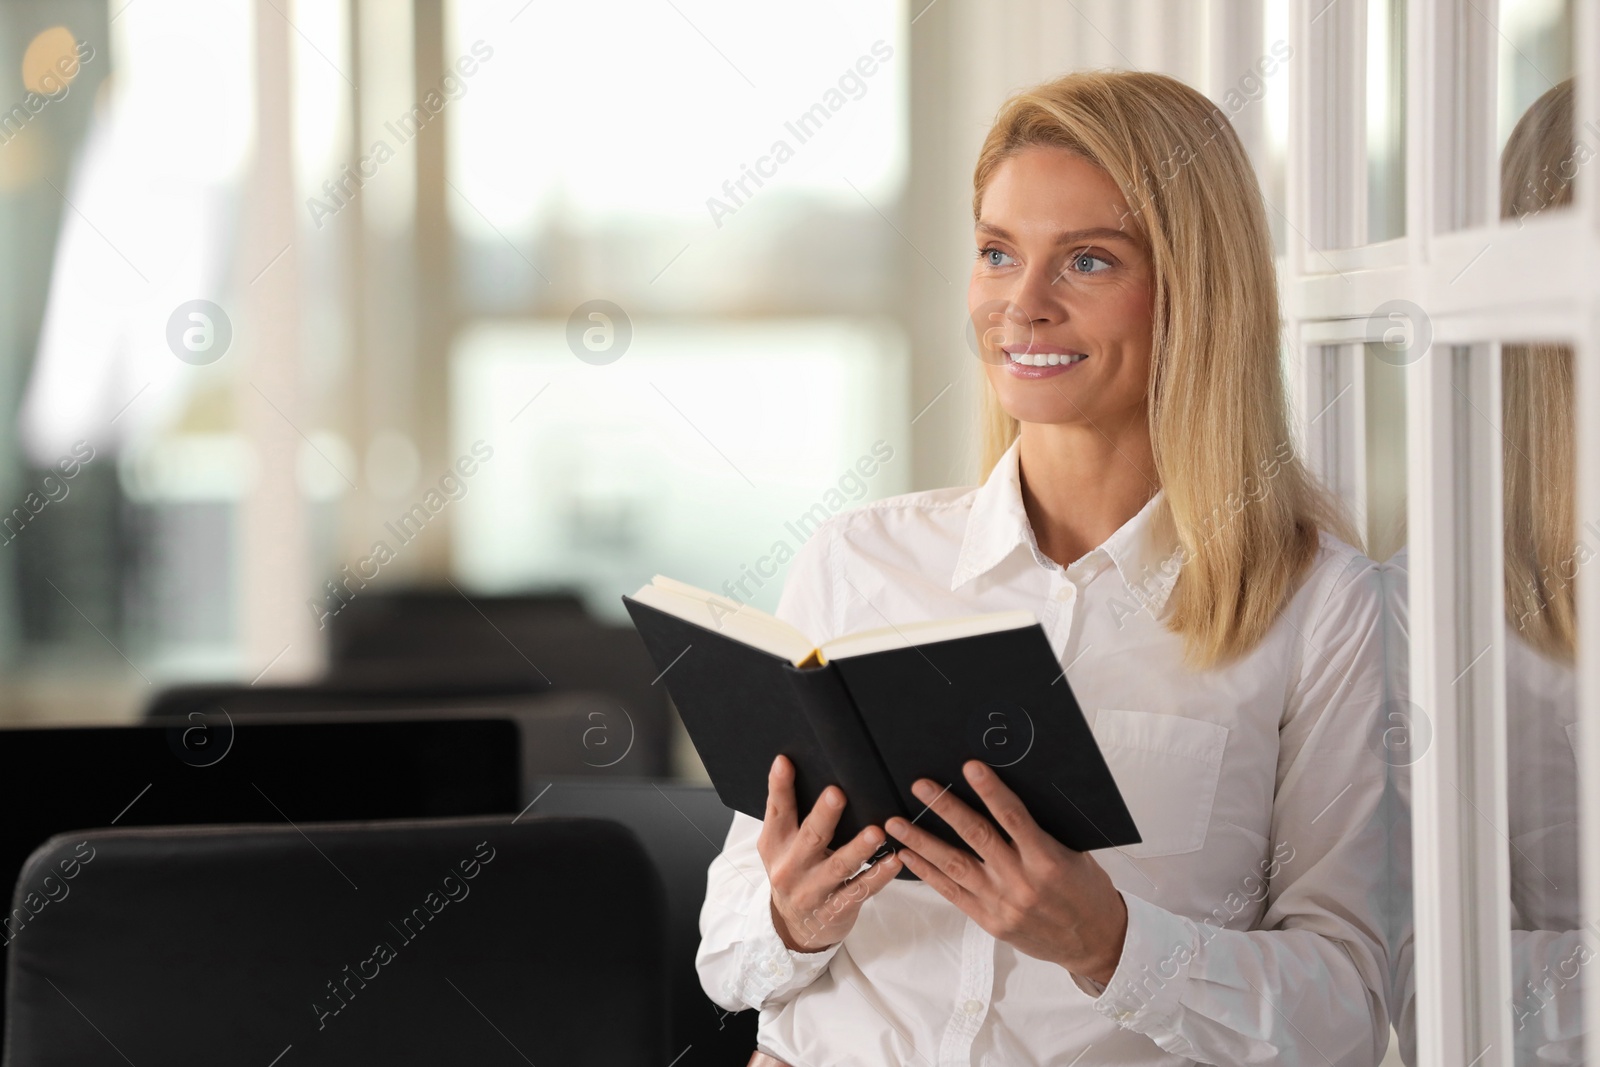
{"left": 818, "top": 610, "right": 1038, "bottom": 662}
{"left": 630, "top": 576, "right": 819, "bottom": 666}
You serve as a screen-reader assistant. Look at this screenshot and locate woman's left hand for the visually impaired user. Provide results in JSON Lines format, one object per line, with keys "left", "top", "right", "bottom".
{"left": 885, "top": 759, "right": 1128, "bottom": 987}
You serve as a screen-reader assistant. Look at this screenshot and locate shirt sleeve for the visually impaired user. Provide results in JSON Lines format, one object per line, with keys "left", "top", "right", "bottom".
{"left": 695, "top": 811, "right": 846, "bottom": 1012}
{"left": 1075, "top": 551, "right": 1399, "bottom": 1066}
{"left": 693, "top": 520, "right": 847, "bottom": 1013}
{"left": 1509, "top": 926, "right": 1590, "bottom": 1062}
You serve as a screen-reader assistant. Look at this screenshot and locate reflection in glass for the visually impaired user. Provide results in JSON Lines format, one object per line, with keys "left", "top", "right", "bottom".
{"left": 1385, "top": 64, "right": 1585, "bottom": 1067}
{"left": 1501, "top": 78, "right": 1578, "bottom": 226}
{"left": 1365, "top": 342, "right": 1407, "bottom": 564}
{"left": 1502, "top": 334, "right": 1584, "bottom": 1064}
{"left": 1500, "top": 61, "right": 1585, "bottom": 1066}
{"left": 1497, "top": 0, "right": 1575, "bottom": 171}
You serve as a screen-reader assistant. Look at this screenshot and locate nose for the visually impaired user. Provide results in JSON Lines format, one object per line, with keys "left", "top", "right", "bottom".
{"left": 1007, "top": 263, "right": 1065, "bottom": 329}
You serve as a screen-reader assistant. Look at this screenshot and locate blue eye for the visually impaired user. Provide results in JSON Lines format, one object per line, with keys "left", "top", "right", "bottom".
{"left": 976, "top": 246, "right": 1016, "bottom": 268}
{"left": 1071, "top": 251, "right": 1113, "bottom": 273}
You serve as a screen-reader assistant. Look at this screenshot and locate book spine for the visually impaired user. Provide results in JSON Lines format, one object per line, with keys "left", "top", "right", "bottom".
{"left": 782, "top": 664, "right": 908, "bottom": 851}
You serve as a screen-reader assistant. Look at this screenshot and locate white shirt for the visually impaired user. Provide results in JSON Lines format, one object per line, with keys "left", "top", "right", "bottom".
{"left": 696, "top": 439, "right": 1400, "bottom": 1066}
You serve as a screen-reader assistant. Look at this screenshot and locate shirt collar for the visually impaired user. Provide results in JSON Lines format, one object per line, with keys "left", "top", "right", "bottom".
{"left": 950, "top": 437, "right": 1184, "bottom": 614}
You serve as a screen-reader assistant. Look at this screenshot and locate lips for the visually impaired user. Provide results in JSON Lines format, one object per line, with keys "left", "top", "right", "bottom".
{"left": 998, "top": 344, "right": 1089, "bottom": 375}
{"left": 1003, "top": 349, "right": 1088, "bottom": 367}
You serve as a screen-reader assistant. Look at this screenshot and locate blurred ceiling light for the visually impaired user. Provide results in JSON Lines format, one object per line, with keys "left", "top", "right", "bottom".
{"left": 21, "top": 26, "right": 81, "bottom": 96}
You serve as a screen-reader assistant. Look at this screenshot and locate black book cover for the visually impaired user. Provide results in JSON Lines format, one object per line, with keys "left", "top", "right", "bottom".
{"left": 829, "top": 624, "right": 1140, "bottom": 855}
{"left": 622, "top": 595, "right": 1140, "bottom": 878}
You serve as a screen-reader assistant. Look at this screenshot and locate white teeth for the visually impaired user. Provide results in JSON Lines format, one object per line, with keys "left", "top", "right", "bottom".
{"left": 1006, "top": 350, "right": 1086, "bottom": 366}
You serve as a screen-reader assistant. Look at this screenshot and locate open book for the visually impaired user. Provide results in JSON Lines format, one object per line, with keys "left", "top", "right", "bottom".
{"left": 623, "top": 576, "right": 1139, "bottom": 879}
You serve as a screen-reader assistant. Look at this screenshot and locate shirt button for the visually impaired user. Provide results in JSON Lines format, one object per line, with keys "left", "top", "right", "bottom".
{"left": 1054, "top": 585, "right": 1074, "bottom": 602}
{"left": 763, "top": 960, "right": 779, "bottom": 975}
{"left": 962, "top": 998, "right": 983, "bottom": 1015}
{"left": 1117, "top": 1009, "right": 1135, "bottom": 1022}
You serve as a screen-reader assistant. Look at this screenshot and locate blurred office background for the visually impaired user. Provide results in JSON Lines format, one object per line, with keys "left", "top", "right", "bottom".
{"left": 0, "top": 0, "right": 1559, "bottom": 735}
{"left": 0, "top": 0, "right": 1296, "bottom": 735}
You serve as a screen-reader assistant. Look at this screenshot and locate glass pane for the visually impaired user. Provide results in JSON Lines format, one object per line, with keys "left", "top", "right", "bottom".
{"left": 1502, "top": 337, "right": 1586, "bottom": 1064}
{"left": 1364, "top": 339, "right": 1412, "bottom": 1067}
{"left": 1367, "top": 0, "right": 1406, "bottom": 242}
{"left": 449, "top": 319, "right": 910, "bottom": 619}
{"left": 1365, "top": 343, "right": 1408, "bottom": 562}
{"left": 1497, "top": 0, "right": 1576, "bottom": 218}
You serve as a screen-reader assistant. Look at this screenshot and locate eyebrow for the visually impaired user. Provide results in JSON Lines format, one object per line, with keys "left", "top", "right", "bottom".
{"left": 973, "top": 221, "right": 1137, "bottom": 246}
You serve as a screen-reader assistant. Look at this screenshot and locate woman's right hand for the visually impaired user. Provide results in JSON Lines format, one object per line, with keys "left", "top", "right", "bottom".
{"left": 757, "top": 753, "right": 902, "bottom": 952}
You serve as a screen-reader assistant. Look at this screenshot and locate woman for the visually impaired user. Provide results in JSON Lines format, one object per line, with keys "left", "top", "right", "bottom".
{"left": 698, "top": 69, "right": 1398, "bottom": 1066}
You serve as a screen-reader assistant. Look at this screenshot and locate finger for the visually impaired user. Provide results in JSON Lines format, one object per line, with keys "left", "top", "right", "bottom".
{"left": 762, "top": 755, "right": 799, "bottom": 841}
{"left": 845, "top": 849, "right": 902, "bottom": 900}
{"left": 816, "top": 823, "right": 887, "bottom": 888}
{"left": 962, "top": 760, "right": 1049, "bottom": 853}
{"left": 791, "top": 850, "right": 902, "bottom": 945}
{"left": 909, "top": 777, "right": 1016, "bottom": 869}
{"left": 894, "top": 847, "right": 972, "bottom": 909}
{"left": 884, "top": 813, "right": 988, "bottom": 893}
{"left": 793, "top": 782, "right": 848, "bottom": 862}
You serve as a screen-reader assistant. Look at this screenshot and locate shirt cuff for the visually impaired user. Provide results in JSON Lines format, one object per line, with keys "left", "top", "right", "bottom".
{"left": 1088, "top": 890, "right": 1201, "bottom": 1034}
{"left": 721, "top": 882, "right": 843, "bottom": 1007}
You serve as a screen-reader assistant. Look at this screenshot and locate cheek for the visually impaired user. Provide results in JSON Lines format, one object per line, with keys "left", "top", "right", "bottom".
{"left": 968, "top": 270, "right": 1003, "bottom": 313}
{"left": 1086, "top": 281, "right": 1153, "bottom": 336}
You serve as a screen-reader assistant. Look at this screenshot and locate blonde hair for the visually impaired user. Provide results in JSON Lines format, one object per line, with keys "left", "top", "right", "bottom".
{"left": 1500, "top": 78, "right": 1576, "bottom": 661}
{"left": 971, "top": 70, "right": 1358, "bottom": 669}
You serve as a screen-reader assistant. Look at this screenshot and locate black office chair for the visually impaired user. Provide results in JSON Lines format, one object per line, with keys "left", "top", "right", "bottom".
{"left": 147, "top": 681, "right": 672, "bottom": 779}
{"left": 145, "top": 687, "right": 660, "bottom": 782}
{"left": 3, "top": 816, "right": 667, "bottom": 1066}
{"left": 529, "top": 777, "right": 757, "bottom": 1066}
{"left": 320, "top": 589, "right": 671, "bottom": 773}
{"left": 145, "top": 671, "right": 551, "bottom": 718}
{"left": 0, "top": 717, "right": 521, "bottom": 1042}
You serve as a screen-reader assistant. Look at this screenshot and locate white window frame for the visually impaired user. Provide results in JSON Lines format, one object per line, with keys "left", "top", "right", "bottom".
{"left": 1286, "top": 1, "right": 1600, "bottom": 1064}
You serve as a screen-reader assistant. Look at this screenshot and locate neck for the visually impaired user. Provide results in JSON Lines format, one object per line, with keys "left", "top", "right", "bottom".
{"left": 1015, "top": 418, "right": 1159, "bottom": 568}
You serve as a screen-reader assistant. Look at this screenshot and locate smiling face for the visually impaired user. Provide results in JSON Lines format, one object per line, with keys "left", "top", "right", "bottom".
{"left": 969, "top": 146, "right": 1156, "bottom": 434}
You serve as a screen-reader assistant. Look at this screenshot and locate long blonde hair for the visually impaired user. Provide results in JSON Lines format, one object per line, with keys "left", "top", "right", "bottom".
{"left": 1500, "top": 78, "right": 1576, "bottom": 661}
{"left": 971, "top": 70, "right": 1358, "bottom": 669}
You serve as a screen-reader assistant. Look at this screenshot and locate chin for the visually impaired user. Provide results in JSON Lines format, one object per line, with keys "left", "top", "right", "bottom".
{"left": 986, "top": 376, "right": 1082, "bottom": 426}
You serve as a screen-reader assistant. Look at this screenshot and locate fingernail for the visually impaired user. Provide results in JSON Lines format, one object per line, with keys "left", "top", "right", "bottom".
{"left": 771, "top": 755, "right": 782, "bottom": 772}
{"left": 826, "top": 788, "right": 842, "bottom": 807}
{"left": 968, "top": 762, "right": 987, "bottom": 781}
{"left": 910, "top": 780, "right": 931, "bottom": 800}
{"left": 886, "top": 817, "right": 907, "bottom": 835}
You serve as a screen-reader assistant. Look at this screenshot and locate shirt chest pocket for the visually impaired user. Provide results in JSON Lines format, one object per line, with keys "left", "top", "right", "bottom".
{"left": 1091, "top": 708, "right": 1230, "bottom": 858}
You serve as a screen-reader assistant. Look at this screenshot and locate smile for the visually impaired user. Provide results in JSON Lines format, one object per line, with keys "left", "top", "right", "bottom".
{"left": 1004, "top": 350, "right": 1087, "bottom": 366}
{"left": 999, "top": 345, "right": 1089, "bottom": 378}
